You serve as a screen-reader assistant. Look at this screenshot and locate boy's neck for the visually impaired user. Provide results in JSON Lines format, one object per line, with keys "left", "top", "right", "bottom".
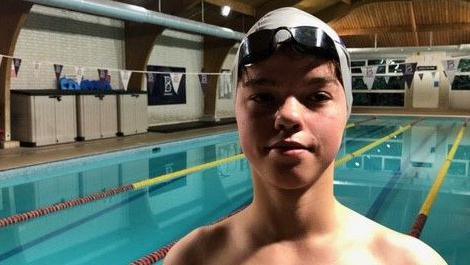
{"left": 247, "top": 164, "right": 343, "bottom": 243}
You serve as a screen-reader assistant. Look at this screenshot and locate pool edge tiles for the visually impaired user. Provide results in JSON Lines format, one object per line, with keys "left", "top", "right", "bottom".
{"left": 0, "top": 131, "right": 240, "bottom": 188}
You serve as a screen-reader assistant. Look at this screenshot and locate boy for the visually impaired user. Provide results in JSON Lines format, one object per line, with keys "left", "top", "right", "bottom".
{"left": 165, "top": 7, "right": 447, "bottom": 265}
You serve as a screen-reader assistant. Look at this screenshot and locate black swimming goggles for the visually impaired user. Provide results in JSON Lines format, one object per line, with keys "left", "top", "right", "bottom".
{"left": 238, "top": 26, "right": 343, "bottom": 73}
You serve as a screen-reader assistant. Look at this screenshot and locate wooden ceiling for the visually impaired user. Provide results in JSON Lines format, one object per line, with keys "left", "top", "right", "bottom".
{"left": 116, "top": 0, "right": 470, "bottom": 48}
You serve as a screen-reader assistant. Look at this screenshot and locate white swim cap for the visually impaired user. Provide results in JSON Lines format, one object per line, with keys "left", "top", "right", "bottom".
{"left": 233, "top": 7, "right": 352, "bottom": 116}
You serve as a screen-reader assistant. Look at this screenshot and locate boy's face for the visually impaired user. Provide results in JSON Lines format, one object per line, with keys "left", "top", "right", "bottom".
{"left": 235, "top": 50, "right": 347, "bottom": 190}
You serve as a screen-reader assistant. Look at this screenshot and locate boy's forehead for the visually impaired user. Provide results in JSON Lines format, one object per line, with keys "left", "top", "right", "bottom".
{"left": 244, "top": 52, "right": 336, "bottom": 79}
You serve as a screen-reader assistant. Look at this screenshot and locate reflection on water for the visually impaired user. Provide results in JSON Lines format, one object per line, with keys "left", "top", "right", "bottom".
{"left": 335, "top": 118, "right": 470, "bottom": 264}
{"left": 0, "top": 118, "right": 469, "bottom": 264}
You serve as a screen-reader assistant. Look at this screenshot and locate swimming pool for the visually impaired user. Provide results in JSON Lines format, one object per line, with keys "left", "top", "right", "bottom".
{"left": 0, "top": 115, "right": 469, "bottom": 264}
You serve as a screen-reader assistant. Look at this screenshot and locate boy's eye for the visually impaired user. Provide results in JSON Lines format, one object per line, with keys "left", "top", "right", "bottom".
{"left": 250, "top": 93, "right": 276, "bottom": 104}
{"left": 308, "top": 92, "right": 331, "bottom": 103}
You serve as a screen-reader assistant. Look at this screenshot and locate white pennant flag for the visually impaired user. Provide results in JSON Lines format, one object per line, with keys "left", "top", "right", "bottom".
{"left": 74, "top": 66, "right": 84, "bottom": 85}
{"left": 384, "top": 76, "right": 390, "bottom": 85}
{"left": 33, "top": 61, "right": 41, "bottom": 78}
{"left": 442, "top": 59, "right": 460, "bottom": 85}
{"left": 432, "top": 71, "right": 440, "bottom": 87}
{"left": 119, "top": 70, "right": 132, "bottom": 91}
{"left": 361, "top": 66, "right": 378, "bottom": 89}
{"left": 170, "top": 72, "right": 183, "bottom": 94}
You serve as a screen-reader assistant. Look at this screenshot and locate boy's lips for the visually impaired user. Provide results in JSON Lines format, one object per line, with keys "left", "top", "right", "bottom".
{"left": 266, "top": 139, "right": 314, "bottom": 152}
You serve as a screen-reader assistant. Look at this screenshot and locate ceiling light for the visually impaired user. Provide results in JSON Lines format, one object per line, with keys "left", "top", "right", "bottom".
{"left": 221, "top": 5, "right": 231, "bottom": 16}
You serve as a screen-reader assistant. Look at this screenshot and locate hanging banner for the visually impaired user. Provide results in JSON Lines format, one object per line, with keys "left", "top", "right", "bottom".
{"left": 97, "top": 68, "right": 108, "bottom": 81}
{"left": 33, "top": 61, "right": 41, "bottom": 78}
{"left": 54, "top": 64, "right": 63, "bottom": 81}
{"left": 360, "top": 66, "right": 378, "bottom": 89}
{"left": 416, "top": 66, "right": 437, "bottom": 71}
{"left": 74, "top": 66, "right": 84, "bottom": 85}
{"left": 418, "top": 73, "right": 424, "bottom": 80}
{"left": 169, "top": 72, "right": 184, "bottom": 95}
{"left": 119, "top": 70, "right": 132, "bottom": 91}
{"left": 147, "top": 65, "right": 186, "bottom": 105}
{"left": 399, "top": 63, "right": 417, "bottom": 89}
{"left": 432, "top": 71, "right": 440, "bottom": 88}
{"left": 219, "top": 70, "right": 232, "bottom": 99}
{"left": 442, "top": 59, "right": 460, "bottom": 85}
{"left": 198, "top": 73, "right": 208, "bottom": 94}
{"left": 146, "top": 72, "right": 155, "bottom": 83}
{"left": 12, "top": 58, "right": 22, "bottom": 77}
{"left": 0, "top": 56, "right": 2, "bottom": 68}
{"left": 384, "top": 76, "right": 390, "bottom": 85}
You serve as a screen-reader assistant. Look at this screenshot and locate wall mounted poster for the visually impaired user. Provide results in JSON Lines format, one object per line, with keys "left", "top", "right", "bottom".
{"left": 147, "top": 65, "right": 186, "bottom": 105}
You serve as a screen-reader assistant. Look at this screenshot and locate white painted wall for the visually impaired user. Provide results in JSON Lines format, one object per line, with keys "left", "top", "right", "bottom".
{"left": 449, "top": 91, "right": 470, "bottom": 110}
{"left": 11, "top": 5, "right": 223, "bottom": 125}
{"left": 146, "top": 30, "right": 205, "bottom": 125}
{"left": 407, "top": 52, "right": 445, "bottom": 109}
{"left": 215, "top": 44, "right": 238, "bottom": 119}
{"left": 12, "top": 5, "right": 124, "bottom": 91}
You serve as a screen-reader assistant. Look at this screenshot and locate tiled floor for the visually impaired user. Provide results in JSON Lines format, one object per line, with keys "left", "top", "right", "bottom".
{"left": 0, "top": 124, "right": 237, "bottom": 172}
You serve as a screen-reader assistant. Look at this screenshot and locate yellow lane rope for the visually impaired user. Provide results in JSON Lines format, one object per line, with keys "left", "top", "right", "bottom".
{"left": 132, "top": 121, "right": 359, "bottom": 190}
{"left": 132, "top": 153, "right": 246, "bottom": 190}
{"left": 0, "top": 119, "right": 421, "bottom": 228}
{"left": 410, "top": 122, "right": 467, "bottom": 238}
{"left": 135, "top": 119, "right": 420, "bottom": 190}
{"left": 335, "top": 120, "right": 420, "bottom": 168}
{"left": 345, "top": 123, "right": 355, "bottom": 129}
{"left": 345, "top": 116, "right": 377, "bottom": 129}
{"left": 420, "top": 124, "right": 466, "bottom": 215}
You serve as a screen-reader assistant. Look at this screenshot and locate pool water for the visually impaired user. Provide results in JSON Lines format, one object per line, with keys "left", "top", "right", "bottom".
{"left": 0, "top": 116, "right": 469, "bottom": 264}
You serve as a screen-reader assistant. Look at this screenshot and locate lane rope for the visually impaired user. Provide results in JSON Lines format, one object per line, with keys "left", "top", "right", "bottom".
{"left": 409, "top": 121, "right": 467, "bottom": 238}
{"left": 335, "top": 119, "right": 421, "bottom": 168}
{"left": 0, "top": 119, "right": 419, "bottom": 228}
{"left": 130, "top": 203, "right": 249, "bottom": 265}
{"left": 129, "top": 119, "right": 422, "bottom": 265}
{"left": 345, "top": 116, "right": 377, "bottom": 129}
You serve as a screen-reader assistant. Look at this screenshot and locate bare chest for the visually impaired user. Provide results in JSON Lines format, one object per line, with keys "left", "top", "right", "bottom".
{"left": 235, "top": 245, "right": 385, "bottom": 265}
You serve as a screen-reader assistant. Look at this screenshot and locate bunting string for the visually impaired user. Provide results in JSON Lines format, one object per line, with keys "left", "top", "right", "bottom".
{"left": 0, "top": 53, "right": 231, "bottom": 76}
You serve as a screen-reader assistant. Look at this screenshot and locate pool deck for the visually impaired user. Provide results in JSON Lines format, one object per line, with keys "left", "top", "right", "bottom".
{"left": 0, "top": 124, "right": 237, "bottom": 172}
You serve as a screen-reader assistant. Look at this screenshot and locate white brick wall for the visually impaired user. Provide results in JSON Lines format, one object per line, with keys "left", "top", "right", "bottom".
{"left": 10, "top": 5, "right": 238, "bottom": 126}
{"left": 12, "top": 5, "right": 124, "bottom": 91}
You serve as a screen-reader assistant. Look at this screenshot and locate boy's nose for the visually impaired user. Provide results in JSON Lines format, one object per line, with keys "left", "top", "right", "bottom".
{"left": 274, "top": 97, "right": 303, "bottom": 133}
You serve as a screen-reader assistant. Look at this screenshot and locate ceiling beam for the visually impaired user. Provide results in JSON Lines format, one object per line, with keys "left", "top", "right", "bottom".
{"left": 408, "top": 1, "right": 419, "bottom": 46}
{"left": 314, "top": 0, "right": 411, "bottom": 23}
{"left": 336, "top": 23, "right": 470, "bottom": 36}
{"left": 341, "top": 0, "right": 352, "bottom": 4}
{"left": 256, "top": 0, "right": 302, "bottom": 18}
{"left": 204, "top": 0, "right": 255, "bottom": 17}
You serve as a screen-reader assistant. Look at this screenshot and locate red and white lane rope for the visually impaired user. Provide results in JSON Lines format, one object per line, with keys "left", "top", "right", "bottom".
{"left": 0, "top": 184, "right": 133, "bottom": 228}
{"left": 130, "top": 205, "right": 248, "bottom": 265}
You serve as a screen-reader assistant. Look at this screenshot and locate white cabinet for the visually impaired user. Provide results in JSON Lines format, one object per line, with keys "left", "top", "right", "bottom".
{"left": 117, "top": 93, "right": 148, "bottom": 136}
{"left": 11, "top": 91, "right": 77, "bottom": 146}
{"left": 77, "top": 94, "right": 118, "bottom": 140}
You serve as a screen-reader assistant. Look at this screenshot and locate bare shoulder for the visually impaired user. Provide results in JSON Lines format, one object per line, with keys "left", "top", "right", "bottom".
{"left": 370, "top": 225, "right": 448, "bottom": 265}
{"left": 341, "top": 206, "right": 447, "bottom": 265}
{"left": 164, "top": 222, "right": 231, "bottom": 265}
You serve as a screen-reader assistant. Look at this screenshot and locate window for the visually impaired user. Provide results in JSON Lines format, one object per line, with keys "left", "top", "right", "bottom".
{"left": 352, "top": 76, "right": 367, "bottom": 90}
{"left": 388, "top": 64, "right": 402, "bottom": 73}
{"left": 458, "top": 59, "right": 470, "bottom": 72}
{"left": 452, "top": 75, "right": 470, "bottom": 90}
{"left": 351, "top": 60, "right": 366, "bottom": 67}
{"left": 368, "top": 59, "right": 386, "bottom": 65}
{"left": 352, "top": 93, "right": 404, "bottom": 107}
